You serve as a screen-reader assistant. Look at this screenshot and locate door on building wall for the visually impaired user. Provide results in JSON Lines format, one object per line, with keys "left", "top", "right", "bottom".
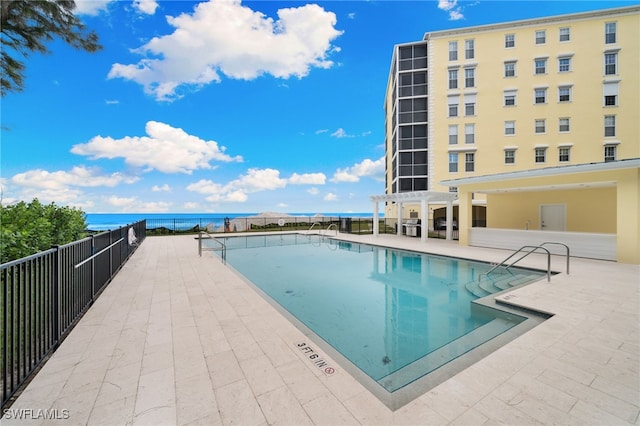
{"left": 540, "top": 204, "right": 566, "bottom": 231}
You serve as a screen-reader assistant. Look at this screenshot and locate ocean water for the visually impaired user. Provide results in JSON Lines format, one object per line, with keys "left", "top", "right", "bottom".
{"left": 84, "top": 212, "right": 378, "bottom": 231}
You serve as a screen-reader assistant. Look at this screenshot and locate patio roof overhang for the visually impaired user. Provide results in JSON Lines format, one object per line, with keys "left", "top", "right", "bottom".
{"left": 370, "top": 190, "right": 458, "bottom": 203}
{"left": 439, "top": 158, "right": 640, "bottom": 193}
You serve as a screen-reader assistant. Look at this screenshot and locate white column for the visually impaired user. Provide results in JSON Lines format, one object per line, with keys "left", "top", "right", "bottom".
{"left": 420, "top": 198, "right": 428, "bottom": 242}
{"left": 397, "top": 202, "right": 403, "bottom": 236}
{"left": 373, "top": 201, "right": 379, "bottom": 236}
{"left": 446, "top": 200, "right": 453, "bottom": 241}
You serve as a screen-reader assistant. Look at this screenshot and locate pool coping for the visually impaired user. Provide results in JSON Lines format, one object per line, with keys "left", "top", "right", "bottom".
{"left": 216, "top": 232, "right": 554, "bottom": 410}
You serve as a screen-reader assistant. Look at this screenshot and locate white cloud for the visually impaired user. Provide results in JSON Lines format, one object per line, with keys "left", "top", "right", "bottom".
{"left": 71, "top": 121, "right": 243, "bottom": 174}
{"left": 107, "top": 195, "right": 137, "bottom": 207}
{"left": 108, "top": 0, "right": 343, "bottom": 101}
{"left": 331, "top": 128, "right": 354, "bottom": 138}
{"left": 152, "top": 184, "right": 171, "bottom": 192}
{"left": 106, "top": 196, "right": 172, "bottom": 212}
{"left": 324, "top": 192, "right": 338, "bottom": 201}
{"left": 186, "top": 168, "right": 323, "bottom": 203}
{"left": 437, "top": 0, "right": 465, "bottom": 20}
{"left": 11, "top": 166, "right": 139, "bottom": 189}
{"left": 331, "top": 157, "right": 385, "bottom": 183}
{"left": 234, "top": 168, "right": 287, "bottom": 192}
{"left": 5, "top": 166, "right": 138, "bottom": 206}
{"left": 74, "top": 0, "right": 158, "bottom": 16}
{"left": 183, "top": 202, "right": 200, "bottom": 210}
{"left": 133, "top": 0, "right": 159, "bottom": 15}
{"left": 288, "top": 172, "right": 326, "bottom": 185}
{"left": 307, "top": 187, "right": 319, "bottom": 195}
{"left": 74, "top": 0, "right": 112, "bottom": 15}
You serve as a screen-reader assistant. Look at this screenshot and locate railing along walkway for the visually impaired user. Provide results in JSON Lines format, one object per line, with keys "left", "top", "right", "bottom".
{"left": 1, "top": 221, "right": 146, "bottom": 410}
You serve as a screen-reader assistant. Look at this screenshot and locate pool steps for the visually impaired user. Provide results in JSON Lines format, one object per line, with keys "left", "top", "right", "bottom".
{"left": 465, "top": 272, "right": 543, "bottom": 298}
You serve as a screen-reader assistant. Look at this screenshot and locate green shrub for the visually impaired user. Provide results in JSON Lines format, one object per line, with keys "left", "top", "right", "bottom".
{"left": 0, "top": 199, "right": 87, "bottom": 264}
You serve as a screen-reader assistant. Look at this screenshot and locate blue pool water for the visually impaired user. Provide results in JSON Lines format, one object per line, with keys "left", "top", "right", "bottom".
{"left": 214, "top": 234, "right": 544, "bottom": 393}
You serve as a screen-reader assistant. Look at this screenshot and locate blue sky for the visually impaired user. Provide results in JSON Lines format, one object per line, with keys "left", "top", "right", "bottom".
{"left": 1, "top": 0, "right": 635, "bottom": 214}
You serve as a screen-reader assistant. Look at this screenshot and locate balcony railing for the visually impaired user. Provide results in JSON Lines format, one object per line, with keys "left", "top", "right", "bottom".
{"left": 1, "top": 221, "right": 146, "bottom": 409}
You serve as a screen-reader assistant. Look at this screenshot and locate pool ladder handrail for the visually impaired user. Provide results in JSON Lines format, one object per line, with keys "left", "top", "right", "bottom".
{"left": 198, "top": 231, "right": 226, "bottom": 263}
{"left": 479, "top": 242, "right": 570, "bottom": 283}
{"left": 307, "top": 222, "right": 321, "bottom": 236}
{"left": 322, "top": 223, "right": 338, "bottom": 237}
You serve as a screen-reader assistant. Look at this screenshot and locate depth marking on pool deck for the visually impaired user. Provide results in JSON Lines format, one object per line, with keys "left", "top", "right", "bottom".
{"left": 296, "top": 342, "right": 336, "bottom": 376}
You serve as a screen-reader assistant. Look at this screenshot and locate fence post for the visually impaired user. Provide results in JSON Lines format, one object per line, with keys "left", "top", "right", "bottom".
{"left": 91, "top": 235, "right": 96, "bottom": 301}
{"left": 52, "top": 245, "right": 61, "bottom": 349}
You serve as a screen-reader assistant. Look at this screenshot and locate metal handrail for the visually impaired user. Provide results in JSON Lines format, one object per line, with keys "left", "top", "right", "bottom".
{"left": 541, "top": 241, "right": 570, "bottom": 274}
{"left": 481, "top": 245, "right": 552, "bottom": 282}
{"left": 500, "top": 241, "right": 570, "bottom": 275}
{"left": 322, "top": 223, "right": 338, "bottom": 237}
{"left": 198, "top": 231, "right": 226, "bottom": 263}
{"left": 307, "top": 222, "right": 321, "bottom": 234}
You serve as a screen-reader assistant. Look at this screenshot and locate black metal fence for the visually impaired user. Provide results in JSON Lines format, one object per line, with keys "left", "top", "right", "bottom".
{"left": 1, "top": 220, "right": 146, "bottom": 409}
{"left": 143, "top": 216, "right": 460, "bottom": 239}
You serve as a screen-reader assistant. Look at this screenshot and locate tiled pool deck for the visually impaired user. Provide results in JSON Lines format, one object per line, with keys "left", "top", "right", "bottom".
{"left": 4, "top": 233, "right": 639, "bottom": 425}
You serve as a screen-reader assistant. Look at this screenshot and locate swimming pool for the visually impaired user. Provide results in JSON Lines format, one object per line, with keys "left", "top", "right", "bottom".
{"left": 211, "top": 234, "right": 546, "bottom": 405}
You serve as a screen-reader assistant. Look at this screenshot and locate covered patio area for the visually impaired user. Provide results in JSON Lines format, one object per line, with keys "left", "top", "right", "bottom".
{"left": 440, "top": 159, "right": 640, "bottom": 263}
{"left": 370, "top": 191, "right": 459, "bottom": 242}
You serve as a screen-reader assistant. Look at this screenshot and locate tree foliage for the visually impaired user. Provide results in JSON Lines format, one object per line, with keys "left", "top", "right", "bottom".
{"left": 0, "top": 199, "right": 87, "bottom": 264}
{"left": 0, "top": 0, "right": 102, "bottom": 96}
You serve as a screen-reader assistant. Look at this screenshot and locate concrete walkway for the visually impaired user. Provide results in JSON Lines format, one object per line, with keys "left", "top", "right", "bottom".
{"left": 3, "top": 233, "right": 638, "bottom": 425}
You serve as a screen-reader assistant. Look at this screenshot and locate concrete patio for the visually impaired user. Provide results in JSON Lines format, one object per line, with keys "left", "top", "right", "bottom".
{"left": 3, "top": 233, "right": 639, "bottom": 425}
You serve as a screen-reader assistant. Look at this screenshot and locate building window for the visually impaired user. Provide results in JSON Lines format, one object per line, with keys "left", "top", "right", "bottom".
{"left": 448, "top": 125, "right": 458, "bottom": 144}
{"left": 504, "top": 91, "right": 516, "bottom": 106}
{"left": 399, "top": 125, "right": 427, "bottom": 150}
{"left": 464, "top": 94, "right": 477, "bottom": 117}
{"left": 448, "top": 69, "right": 458, "bottom": 89}
{"left": 464, "top": 68, "right": 475, "bottom": 88}
{"left": 604, "top": 115, "right": 616, "bottom": 137}
{"left": 505, "top": 121, "right": 515, "bottom": 135}
{"left": 505, "top": 34, "right": 515, "bottom": 48}
{"left": 504, "top": 149, "right": 516, "bottom": 164}
{"left": 399, "top": 43, "right": 427, "bottom": 71}
{"left": 604, "top": 145, "right": 617, "bottom": 162}
{"left": 558, "top": 86, "right": 572, "bottom": 103}
{"left": 602, "top": 82, "right": 619, "bottom": 106}
{"left": 605, "top": 52, "right": 617, "bottom": 75}
{"left": 448, "top": 96, "right": 459, "bottom": 117}
{"left": 534, "top": 88, "right": 547, "bottom": 104}
{"left": 465, "top": 102, "right": 475, "bottom": 116}
{"left": 399, "top": 71, "right": 427, "bottom": 97}
{"left": 399, "top": 98, "right": 427, "bottom": 123}
{"left": 465, "top": 39, "right": 474, "bottom": 59}
{"left": 465, "top": 124, "right": 475, "bottom": 144}
{"left": 535, "top": 119, "right": 546, "bottom": 134}
{"left": 449, "top": 153, "right": 458, "bottom": 172}
{"left": 535, "top": 147, "right": 547, "bottom": 163}
{"left": 559, "top": 117, "right": 570, "bottom": 132}
{"left": 449, "top": 41, "right": 458, "bottom": 61}
{"left": 535, "top": 58, "right": 547, "bottom": 74}
{"left": 465, "top": 153, "right": 475, "bottom": 172}
{"left": 558, "top": 56, "right": 571, "bottom": 73}
{"left": 605, "top": 22, "right": 616, "bottom": 44}
{"left": 559, "top": 27, "right": 570, "bottom": 42}
{"left": 535, "top": 30, "right": 546, "bottom": 44}
{"left": 504, "top": 61, "right": 516, "bottom": 77}
{"left": 559, "top": 147, "right": 571, "bottom": 162}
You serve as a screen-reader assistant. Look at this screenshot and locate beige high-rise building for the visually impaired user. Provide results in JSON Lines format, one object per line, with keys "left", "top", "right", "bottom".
{"left": 379, "top": 5, "right": 640, "bottom": 263}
